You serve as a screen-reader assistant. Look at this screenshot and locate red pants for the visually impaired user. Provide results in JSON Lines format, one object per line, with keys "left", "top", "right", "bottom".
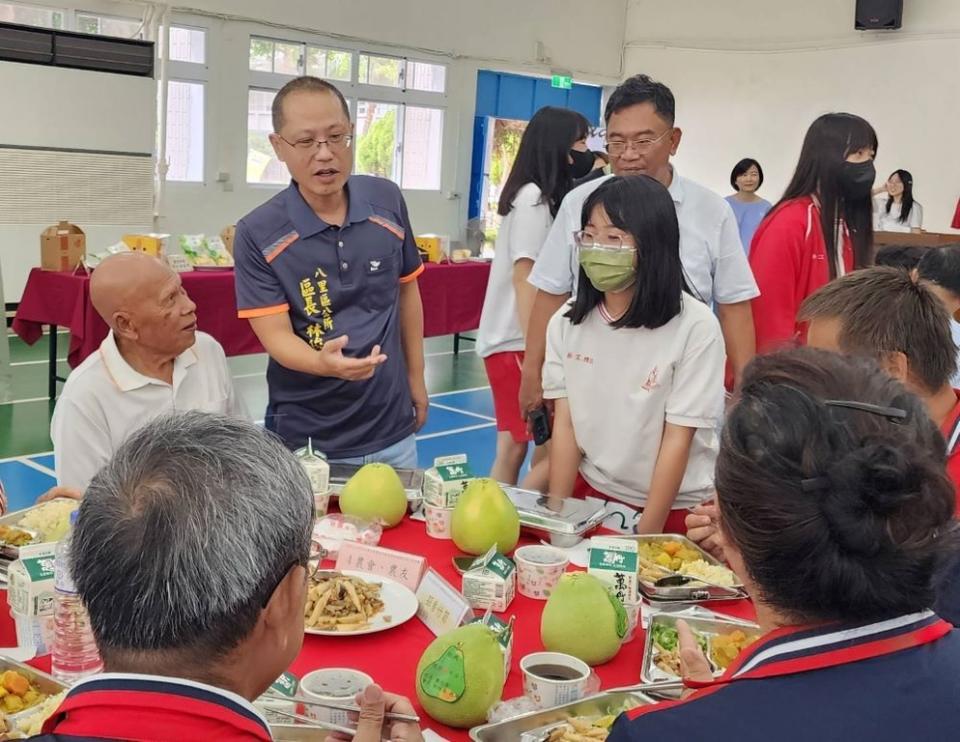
{"left": 573, "top": 475, "right": 689, "bottom": 534}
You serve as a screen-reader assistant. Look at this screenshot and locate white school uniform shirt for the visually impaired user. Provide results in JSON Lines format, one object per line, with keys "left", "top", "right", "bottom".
{"left": 528, "top": 170, "right": 759, "bottom": 306}
{"left": 874, "top": 197, "right": 923, "bottom": 233}
{"left": 542, "top": 296, "right": 725, "bottom": 509}
{"left": 476, "top": 183, "right": 554, "bottom": 358}
{"left": 51, "top": 331, "right": 247, "bottom": 491}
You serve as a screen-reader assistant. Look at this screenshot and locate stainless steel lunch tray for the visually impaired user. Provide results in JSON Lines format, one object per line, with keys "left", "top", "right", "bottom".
{"left": 610, "top": 533, "right": 748, "bottom": 603}
{"left": 0, "top": 654, "right": 68, "bottom": 724}
{"left": 469, "top": 690, "right": 653, "bottom": 741}
{"left": 326, "top": 464, "right": 424, "bottom": 505}
{"left": 640, "top": 612, "right": 761, "bottom": 697}
{"left": 0, "top": 498, "right": 78, "bottom": 562}
{"left": 502, "top": 487, "right": 607, "bottom": 547}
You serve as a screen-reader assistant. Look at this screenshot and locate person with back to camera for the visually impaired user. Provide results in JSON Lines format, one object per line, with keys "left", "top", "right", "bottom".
{"left": 873, "top": 169, "right": 923, "bottom": 233}
{"left": 476, "top": 106, "right": 592, "bottom": 487}
{"left": 724, "top": 158, "right": 771, "bottom": 255}
{"left": 749, "top": 113, "right": 877, "bottom": 353}
{"left": 610, "top": 348, "right": 960, "bottom": 741}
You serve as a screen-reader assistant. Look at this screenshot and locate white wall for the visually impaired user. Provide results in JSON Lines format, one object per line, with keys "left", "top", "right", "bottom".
{"left": 0, "top": 0, "right": 625, "bottom": 299}
{"left": 624, "top": 0, "right": 960, "bottom": 233}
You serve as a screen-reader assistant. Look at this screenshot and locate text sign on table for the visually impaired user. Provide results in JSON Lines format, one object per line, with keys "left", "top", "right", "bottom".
{"left": 335, "top": 543, "right": 427, "bottom": 591}
{"left": 415, "top": 568, "right": 474, "bottom": 637}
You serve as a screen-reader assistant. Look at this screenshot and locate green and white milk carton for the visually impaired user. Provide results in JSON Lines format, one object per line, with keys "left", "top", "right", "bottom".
{"left": 462, "top": 546, "right": 516, "bottom": 612}
{"left": 8, "top": 542, "right": 58, "bottom": 655}
{"left": 255, "top": 671, "right": 299, "bottom": 723}
{"left": 422, "top": 454, "right": 475, "bottom": 508}
{"left": 588, "top": 536, "right": 639, "bottom": 604}
{"left": 468, "top": 611, "right": 515, "bottom": 675}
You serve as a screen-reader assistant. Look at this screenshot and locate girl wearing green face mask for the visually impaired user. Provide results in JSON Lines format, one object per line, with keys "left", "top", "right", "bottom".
{"left": 541, "top": 176, "right": 727, "bottom": 535}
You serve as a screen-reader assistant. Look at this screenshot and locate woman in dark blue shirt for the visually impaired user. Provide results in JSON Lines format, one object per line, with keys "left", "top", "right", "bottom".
{"left": 611, "top": 347, "right": 960, "bottom": 742}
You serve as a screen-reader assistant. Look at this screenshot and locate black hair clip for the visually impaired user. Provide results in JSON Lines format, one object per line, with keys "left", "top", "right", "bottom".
{"left": 823, "top": 399, "right": 908, "bottom": 423}
{"left": 801, "top": 475, "right": 831, "bottom": 492}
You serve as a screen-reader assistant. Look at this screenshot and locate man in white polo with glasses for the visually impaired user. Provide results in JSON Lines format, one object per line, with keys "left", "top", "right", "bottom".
{"left": 520, "top": 74, "right": 759, "bottom": 422}
{"left": 233, "top": 76, "right": 427, "bottom": 467}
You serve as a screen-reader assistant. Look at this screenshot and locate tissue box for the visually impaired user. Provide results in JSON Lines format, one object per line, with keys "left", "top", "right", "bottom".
{"left": 415, "top": 234, "right": 449, "bottom": 263}
{"left": 122, "top": 233, "right": 169, "bottom": 257}
{"left": 40, "top": 221, "right": 85, "bottom": 271}
{"left": 422, "top": 455, "right": 474, "bottom": 508}
{"left": 462, "top": 547, "right": 516, "bottom": 613}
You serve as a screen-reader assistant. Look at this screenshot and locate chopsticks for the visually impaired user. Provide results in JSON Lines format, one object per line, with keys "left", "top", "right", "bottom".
{"left": 267, "top": 707, "right": 357, "bottom": 736}
{"left": 263, "top": 690, "right": 420, "bottom": 723}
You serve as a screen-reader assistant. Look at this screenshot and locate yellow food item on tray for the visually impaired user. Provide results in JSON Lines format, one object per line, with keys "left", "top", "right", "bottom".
{"left": 0, "top": 525, "right": 34, "bottom": 547}
{"left": 678, "top": 559, "right": 737, "bottom": 587}
{"left": 0, "top": 671, "right": 48, "bottom": 715}
{"left": 12, "top": 691, "right": 66, "bottom": 737}
{"left": 638, "top": 540, "right": 703, "bottom": 574}
{"left": 547, "top": 714, "right": 617, "bottom": 741}
{"left": 710, "top": 629, "right": 759, "bottom": 670}
{"left": 18, "top": 500, "right": 79, "bottom": 543}
{"left": 304, "top": 573, "right": 387, "bottom": 632}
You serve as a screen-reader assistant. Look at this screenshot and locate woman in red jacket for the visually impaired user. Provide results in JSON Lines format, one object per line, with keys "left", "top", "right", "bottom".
{"left": 749, "top": 113, "right": 877, "bottom": 353}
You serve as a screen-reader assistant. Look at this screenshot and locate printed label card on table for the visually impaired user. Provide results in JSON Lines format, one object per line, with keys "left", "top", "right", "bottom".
{"left": 416, "top": 568, "right": 474, "bottom": 637}
{"left": 335, "top": 542, "right": 427, "bottom": 591}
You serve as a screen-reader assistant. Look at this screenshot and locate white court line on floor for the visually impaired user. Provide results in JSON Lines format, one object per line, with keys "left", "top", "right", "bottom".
{"left": 10, "top": 358, "right": 67, "bottom": 367}
{"left": 429, "top": 385, "right": 491, "bottom": 398}
{"left": 18, "top": 458, "right": 55, "bottom": 478}
{"left": 6, "top": 396, "right": 50, "bottom": 405}
{"left": 429, "top": 402, "right": 495, "bottom": 422}
{"left": 416, "top": 422, "right": 496, "bottom": 441}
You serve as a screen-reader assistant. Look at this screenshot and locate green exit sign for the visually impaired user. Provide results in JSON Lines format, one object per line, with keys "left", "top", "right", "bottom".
{"left": 551, "top": 74, "right": 573, "bottom": 90}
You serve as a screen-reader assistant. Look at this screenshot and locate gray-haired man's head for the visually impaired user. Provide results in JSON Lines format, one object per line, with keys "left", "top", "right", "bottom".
{"left": 72, "top": 411, "right": 313, "bottom": 698}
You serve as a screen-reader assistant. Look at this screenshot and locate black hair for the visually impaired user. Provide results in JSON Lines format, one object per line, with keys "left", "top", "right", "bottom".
{"left": 886, "top": 169, "right": 916, "bottom": 224}
{"left": 498, "top": 106, "right": 590, "bottom": 218}
{"left": 730, "top": 158, "right": 764, "bottom": 191}
{"left": 917, "top": 244, "right": 960, "bottom": 297}
{"left": 604, "top": 74, "right": 675, "bottom": 126}
{"left": 717, "top": 348, "right": 957, "bottom": 624}
{"left": 874, "top": 245, "right": 926, "bottom": 270}
{"left": 272, "top": 76, "right": 351, "bottom": 132}
{"left": 566, "top": 176, "right": 688, "bottom": 329}
{"left": 766, "top": 113, "right": 878, "bottom": 279}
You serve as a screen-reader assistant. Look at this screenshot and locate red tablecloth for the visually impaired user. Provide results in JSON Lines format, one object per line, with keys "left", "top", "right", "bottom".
{"left": 0, "top": 519, "right": 754, "bottom": 740}
{"left": 12, "top": 262, "right": 491, "bottom": 367}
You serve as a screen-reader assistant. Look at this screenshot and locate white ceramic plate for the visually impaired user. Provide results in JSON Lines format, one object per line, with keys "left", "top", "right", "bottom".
{"left": 304, "top": 570, "right": 419, "bottom": 637}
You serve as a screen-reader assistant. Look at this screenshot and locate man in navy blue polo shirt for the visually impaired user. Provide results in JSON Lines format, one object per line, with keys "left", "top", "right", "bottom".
{"left": 234, "top": 76, "right": 426, "bottom": 466}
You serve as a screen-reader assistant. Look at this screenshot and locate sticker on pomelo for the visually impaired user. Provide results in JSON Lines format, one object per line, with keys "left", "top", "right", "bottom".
{"left": 607, "top": 590, "right": 628, "bottom": 640}
{"left": 419, "top": 645, "right": 467, "bottom": 703}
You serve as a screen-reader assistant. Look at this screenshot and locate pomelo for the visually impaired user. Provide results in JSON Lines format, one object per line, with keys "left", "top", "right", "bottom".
{"left": 540, "top": 572, "right": 626, "bottom": 665}
{"left": 416, "top": 623, "right": 506, "bottom": 728}
{"left": 450, "top": 479, "right": 520, "bottom": 555}
{"left": 338, "top": 463, "right": 407, "bottom": 528}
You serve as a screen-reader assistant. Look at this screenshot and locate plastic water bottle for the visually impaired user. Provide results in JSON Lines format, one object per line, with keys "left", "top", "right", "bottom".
{"left": 51, "top": 512, "right": 102, "bottom": 683}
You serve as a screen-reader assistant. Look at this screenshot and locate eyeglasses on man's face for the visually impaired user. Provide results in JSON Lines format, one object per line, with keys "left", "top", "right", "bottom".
{"left": 605, "top": 128, "right": 672, "bottom": 156}
{"left": 277, "top": 132, "right": 354, "bottom": 153}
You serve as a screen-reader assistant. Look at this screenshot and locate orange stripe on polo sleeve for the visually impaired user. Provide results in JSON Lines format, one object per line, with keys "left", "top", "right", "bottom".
{"left": 238, "top": 303, "right": 290, "bottom": 319}
{"left": 399, "top": 264, "right": 425, "bottom": 284}
{"left": 265, "top": 234, "right": 298, "bottom": 264}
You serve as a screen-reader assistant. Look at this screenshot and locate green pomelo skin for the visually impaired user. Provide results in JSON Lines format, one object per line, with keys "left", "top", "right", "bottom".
{"left": 339, "top": 463, "right": 408, "bottom": 527}
{"left": 540, "top": 572, "right": 625, "bottom": 665}
{"left": 416, "top": 623, "right": 507, "bottom": 728}
{"left": 450, "top": 478, "right": 520, "bottom": 555}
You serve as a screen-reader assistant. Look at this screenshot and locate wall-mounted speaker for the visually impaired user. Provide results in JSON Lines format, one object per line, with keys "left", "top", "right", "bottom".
{"left": 855, "top": 0, "right": 903, "bottom": 30}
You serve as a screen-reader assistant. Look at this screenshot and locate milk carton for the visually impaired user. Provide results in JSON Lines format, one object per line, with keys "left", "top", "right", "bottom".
{"left": 422, "top": 455, "right": 474, "bottom": 509}
{"left": 462, "top": 546, "right": 516, "bottom": 612}
{"left": 8, "top": 543, "right": 57, "bottom": 617}
{"left": 255, "top": 672, "right": 298, "bottom": 724}
{"left": 588, "top": 536, "right": 639, "bottom": 604}
{"left": 468, "top": 611, "right": 515, "bottom": 674}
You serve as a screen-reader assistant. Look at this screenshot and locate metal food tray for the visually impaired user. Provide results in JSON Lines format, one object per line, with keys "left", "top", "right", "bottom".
{"left": 0, "top": 654, "right": 68, "bottom": 724}
{"left": 0, "top": 498, "right": 79, "bottom": 562}
{"left": 611, "top": 534, "right": 747, "bottom": 603}
{"left": 640, "top": 612, "right": 761, "bottom": 697}
{"left": 502, "top": 487, "right": 607, "bottom": 547}
{"left": 326, "top": 464, "right": 424, "bottom": 504}
{"left": 470, "top": 690, "right": 653, "bottom": 741}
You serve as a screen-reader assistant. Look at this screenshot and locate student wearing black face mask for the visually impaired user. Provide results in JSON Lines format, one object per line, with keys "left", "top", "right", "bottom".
{"left": 748, "top": 113, "right": 877, "bottom": 353}
{"left": 476, "top": 106, "right": 590, "bottom": 486}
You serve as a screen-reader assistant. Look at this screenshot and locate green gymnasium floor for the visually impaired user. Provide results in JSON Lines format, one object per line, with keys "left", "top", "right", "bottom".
{"left": 0, "top": 332, "right": 501, "bottom": 512}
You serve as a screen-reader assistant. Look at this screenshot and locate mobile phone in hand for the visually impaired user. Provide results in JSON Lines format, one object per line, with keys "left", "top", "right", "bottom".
{"left": 529, "top": 406, "right": 552, "bottom": 446}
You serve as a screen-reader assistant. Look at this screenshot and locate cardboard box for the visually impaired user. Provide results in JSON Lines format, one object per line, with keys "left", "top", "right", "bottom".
{"left": 122, "top": 233, "right": 169, "bottom": 257}
{"left": 422, "top": 455, "right": 475, "bottom": 508}
{"left": 40, "top": 221, "right": 85, "bottom": 271}
{"left": 462, "top": 546, "right": 516, "bottom": 613}
{"left": 588, "top": 536, "right": 639, "bottom": 604}
{"left": 8, "top": 543, "right": 57, "bottom": 617}
{"left": 415, "top": 234, "right": 449, "bottom": 263}
{"left": 221, "top": 225, "right": 236, "bottom": 255}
